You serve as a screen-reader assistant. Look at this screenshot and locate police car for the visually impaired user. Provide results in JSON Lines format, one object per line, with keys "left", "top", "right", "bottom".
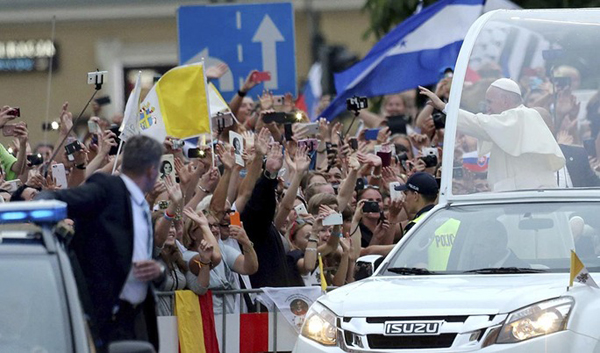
{"left": 294, "top": 8, "right": 600, "bottom": 353}
{"left": 0, "top": 201, "right": 154, "bottom": 353}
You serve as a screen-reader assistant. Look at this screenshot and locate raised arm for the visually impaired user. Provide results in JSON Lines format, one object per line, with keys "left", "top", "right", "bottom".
{"left": 274, "top": 145, "right": 310, "bottom": 230}
{"left": 235, "top": 128, "right": 270, "bottom": 213}
{"left": 229, "top": 70, "right": 259, "bottom": 122}
{"left": 154, "top": 176, "right": 183, "bottom": 249}
{"left": 209, "top": 144, "right": 235, "bottom": 220}
{"left": 229, "top": 223, "right": 259, "bottom": 275}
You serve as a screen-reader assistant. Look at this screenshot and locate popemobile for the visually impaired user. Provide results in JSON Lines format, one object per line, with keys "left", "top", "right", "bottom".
{"left": 295, "top": 7, "right": 600, "bottom": 353}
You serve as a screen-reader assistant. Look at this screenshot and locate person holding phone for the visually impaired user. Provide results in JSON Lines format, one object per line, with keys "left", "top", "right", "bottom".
{"left": 0, "top": 106, "right": 28, "bottom": 182}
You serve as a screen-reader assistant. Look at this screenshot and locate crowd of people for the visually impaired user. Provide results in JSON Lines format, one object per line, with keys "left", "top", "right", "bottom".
{"left": 2, "top": 60, "right": 600, "bottom": 347}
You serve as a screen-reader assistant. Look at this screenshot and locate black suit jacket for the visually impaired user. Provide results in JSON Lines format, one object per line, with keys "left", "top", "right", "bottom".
{"left": 38, "top": 173, "right": 158, "bottom": 348}
{"left": 560, "top": 144, "right": 600, "bottom": 187}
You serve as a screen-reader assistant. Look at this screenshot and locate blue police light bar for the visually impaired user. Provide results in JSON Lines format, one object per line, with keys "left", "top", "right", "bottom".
{"left": 0, "top": 200, "right": 67, "bottom": 224}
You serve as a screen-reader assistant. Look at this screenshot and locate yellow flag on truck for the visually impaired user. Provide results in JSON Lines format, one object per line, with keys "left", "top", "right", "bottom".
{"left": 139, "top": 63, "right": 210, "bottom": 142}
{"left": 569, "top": 250, "right": 598, "bottom": 288}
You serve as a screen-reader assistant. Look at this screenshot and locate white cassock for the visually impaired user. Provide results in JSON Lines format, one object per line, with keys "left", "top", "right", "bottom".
{"left": 458, "top": 105, "right": 566, "bottom": 192}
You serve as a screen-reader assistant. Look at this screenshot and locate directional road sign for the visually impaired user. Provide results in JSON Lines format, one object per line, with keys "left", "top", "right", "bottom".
{"left": 178, "top": 2, "right": 296, "bottom": 101}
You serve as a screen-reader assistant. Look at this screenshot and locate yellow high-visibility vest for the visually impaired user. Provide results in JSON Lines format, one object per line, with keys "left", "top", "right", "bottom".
{"left": 427, "top": 218, "right": 461, "bottom": 271}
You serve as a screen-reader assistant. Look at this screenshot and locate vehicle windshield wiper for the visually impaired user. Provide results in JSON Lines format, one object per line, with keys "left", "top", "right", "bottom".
{"left": 463, "top": 267, "right": 547, "bottom": 274}
{"left": 387, "top": 267, "right": 435, "bottom": 275}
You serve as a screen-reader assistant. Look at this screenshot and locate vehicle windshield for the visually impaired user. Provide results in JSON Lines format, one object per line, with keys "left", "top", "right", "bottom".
{"left": 451, "top": 10, "right": 600, "bottom": 195}
{"left": 383, "top": 202, "right": 600, "bottom": 274}
{"left": 0, "top": 256, "right": 71, "bottom": 353}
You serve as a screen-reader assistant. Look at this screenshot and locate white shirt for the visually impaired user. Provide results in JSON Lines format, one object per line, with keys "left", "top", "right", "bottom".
{"left": 458, "top": 105, "right": 566, "bottom": 192}
{"left": 119, "top": 174, "right": 152, "bottom": 305}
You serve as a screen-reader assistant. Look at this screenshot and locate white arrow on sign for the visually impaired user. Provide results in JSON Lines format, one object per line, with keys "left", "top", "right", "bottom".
{"left": 252, "top": 14, "right": 284, "bottom": 90}
{"left": 185, "top": 47, "right": 234, "bottom": 92}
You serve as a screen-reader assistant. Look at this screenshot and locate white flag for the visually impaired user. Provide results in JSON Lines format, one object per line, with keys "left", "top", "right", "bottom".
{"left": 208, "top": 82, "right": 230, "bottom": 117}
{"left": 257, "top": 287, "right": 323, "bottom": 332}
{"left": 120, "top": 71, "right": 142, "bottom": 142}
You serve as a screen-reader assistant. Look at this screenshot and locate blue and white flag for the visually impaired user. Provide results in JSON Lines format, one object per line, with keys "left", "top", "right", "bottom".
{"left": 321, "top": 0, "right": 484, "bottom": 120}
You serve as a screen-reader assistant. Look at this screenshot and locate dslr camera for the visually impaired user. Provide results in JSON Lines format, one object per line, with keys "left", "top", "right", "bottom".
{"left": 346, "top": 96, "right": 368, "bottom": 112}
{"left": 419, "top": 154, "right": 438, "bottom": 168}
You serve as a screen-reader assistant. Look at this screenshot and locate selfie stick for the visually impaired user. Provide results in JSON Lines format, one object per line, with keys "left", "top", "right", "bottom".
{"left": 202, "top": 59, "right": 216, "bottom": 168}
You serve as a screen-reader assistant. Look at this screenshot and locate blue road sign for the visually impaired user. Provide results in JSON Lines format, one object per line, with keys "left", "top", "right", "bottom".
{"left": 178, "top": 2, "right": 296, "bottom": 101}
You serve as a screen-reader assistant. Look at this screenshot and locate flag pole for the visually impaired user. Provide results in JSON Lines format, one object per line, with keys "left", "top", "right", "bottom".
{"left": 111, "top": 139, "right": 124, "bottom": 174}
{"left": 201, "top": 59, "right": 216, "bottom": 167}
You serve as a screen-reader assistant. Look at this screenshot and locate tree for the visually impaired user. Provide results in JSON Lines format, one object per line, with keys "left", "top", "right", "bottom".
{"left": 363, "top": 0, "right": 598, "bottom": 41}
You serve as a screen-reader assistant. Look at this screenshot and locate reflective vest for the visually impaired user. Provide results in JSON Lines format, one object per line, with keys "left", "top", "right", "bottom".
{"left": 427, "top": 218, "right": 461, "bottom": 271}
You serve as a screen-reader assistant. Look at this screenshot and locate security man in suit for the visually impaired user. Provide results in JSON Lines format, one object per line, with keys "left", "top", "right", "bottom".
{"left": 39, "top": 135, "right": 165, "bottom": 352}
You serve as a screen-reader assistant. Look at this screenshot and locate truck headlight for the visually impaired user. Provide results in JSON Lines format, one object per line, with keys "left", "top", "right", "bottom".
{"left": 301, "top": 302, "right": 338, "bottom": 346}
{"left": 497, "top": 297, "right": 574, "bottom": 343}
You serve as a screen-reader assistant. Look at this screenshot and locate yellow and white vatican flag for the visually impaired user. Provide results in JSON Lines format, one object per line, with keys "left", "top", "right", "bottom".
{"left": 139, "top": 63, "right": 211, "bottom": 142}
{"left": 119, "top": 70, "right": 142, "bottom": 142}
{"left": 208, "top": 82, "right": 230, "bottom": 117}
{"left": 570, "top": 250, "right": 598, "bottom": 288}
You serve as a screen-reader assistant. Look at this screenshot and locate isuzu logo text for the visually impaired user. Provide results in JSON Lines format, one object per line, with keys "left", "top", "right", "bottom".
{"left": 384, "top": 321, "right": 442, "bottom": 336}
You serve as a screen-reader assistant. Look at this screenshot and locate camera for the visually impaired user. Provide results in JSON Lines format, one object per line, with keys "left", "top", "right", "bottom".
{"left": 87, "top": 70, "right": 108, "bottom": 89}
{"left": 362, "top": 200, "right": 380, "bottom": 213}
{"left": 263, "top": 112, "right": 294, "bottom": 124}
{"left": 64, "top": 140, "right": 83, "bottom": 155}
{"left": 42, "top": 121, "right": 60, "bottom": 131}
{"left": 395, "top": 152, "right": 409, "bottom": 163}
{"left": 553, "top": 76, "right": 571, "bottom": 89}
{"left": 419, "top": 154, "right": 438, "bottom": 168}
{"left": 171, "top": 139, "right": 184, "bottom": 150}
{"left": 27, "top": 153, "right": 44, "bottom": 166}
{"left": 9, "top": 107, "right": 20, "bottom": 117}
{"left": 432, "top": 110, "right": 446, "bottom": 130}
{"left": 187, "top": 148, "right": 206, "bottom": 159}
{"left": 349, "top": 137, "right": 358, "bottom": 151}
{"left": 346, "top": 96, "right": 368, "bottom": 112}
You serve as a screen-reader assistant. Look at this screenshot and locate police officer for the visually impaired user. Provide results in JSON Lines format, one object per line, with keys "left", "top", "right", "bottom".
{"left": 395, "top": 172, "right": 439, "bottom": 235}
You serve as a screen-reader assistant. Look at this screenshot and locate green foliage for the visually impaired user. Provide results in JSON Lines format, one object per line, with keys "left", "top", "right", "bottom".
{"left": 362, "top": 0, "right": 437, "bottom": 40}
{"left": 363, "top": 0, "right": 600, "bottom": 41}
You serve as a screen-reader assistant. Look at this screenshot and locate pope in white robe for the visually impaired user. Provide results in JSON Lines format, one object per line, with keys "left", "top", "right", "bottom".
{"left": 420, "top": 78, "right": 565, "bottom": 192}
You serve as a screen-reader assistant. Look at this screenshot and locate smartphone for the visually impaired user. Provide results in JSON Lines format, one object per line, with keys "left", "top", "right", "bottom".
{"left": 349, "top": 137, "right": 358, "bottom": 151}
{"left": 27, "top": 154, "right": 44, "bottom": 166}
{"left": 109, "top": 124, "right": 121, "bottom": 156}
{"left": 52, "top": 163, "right": 68, "bottom": 189}
{"left": 2, "top": 123, "right": 16, "bottom": 137}
{"left": 9, "top": 107, "right": 20, "bottom": 117}
{"left": 377, "top": 151, "right": 392, "bottom": 167}
{"left": 323, "top": 213, "right": 343, "bottom": 226}
{"left": 362, "top": 201, "right": 380, "bottom": 213}
{"left": 251, "top": 71, "right": 271, "bottom": 83}
{"left": 187, "top": 148, "right": 207, "bottom": 158}
{"left": 389, "top": 181, "right": 402, "bottom": 201}
{"left": 297, "top": 122, "right": 319, "bottom": 136}
{"left": 387, "top": 115, "right": 408, "bottom": 135}
{"left": 298, "top": 138, "right": 319, "bottom": 153}
{"left": 4, "top": 179, "right": 22, "bottom": 193}
{"left": 263, "top": 112, "right": 290, "bottom": 124}
{"left": 230, "top": 211, "right": 241, "bottom": 227}
{"left": 294, "top": 203, "right": 308, "bottom": 216}
{"left": 211, "top": 112, "right": 235, "bottom": 131}
{"left": 272, "top": 95, "right": 285, "bottom": 107}
{"left": 364, "top": 129, "right": 380, "bottom": 141}
{"left": 64, "top": 140, "right": 83, "bottom": 155}
{"left": 94, "top": 96, "right": 111, "bottom": 106}
{"left": 284, "top": 123, "right": 293, "bottom": 141}
{"left": 87, "top": 120, "right": 100, "bottom": 134}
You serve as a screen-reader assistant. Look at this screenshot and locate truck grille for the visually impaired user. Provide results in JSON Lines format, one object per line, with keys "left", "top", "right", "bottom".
{"left": 367, "top": 333, "right": 457, "bottom": 349}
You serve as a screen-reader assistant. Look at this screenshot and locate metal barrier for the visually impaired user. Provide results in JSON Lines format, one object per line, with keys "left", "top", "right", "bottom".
{"left": 156, "top": 287, "right": 325, "bottom": 353}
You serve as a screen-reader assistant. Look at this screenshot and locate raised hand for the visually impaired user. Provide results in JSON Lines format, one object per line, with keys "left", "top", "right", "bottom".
{"left": 295, "top": 145, "right": 311, "bottom": 173}
{"left": 229, "top": 223, "right": 252, "bottom": 247}
{"left": 282, "top": 92, "right": 295, "bottom": 113}
{"left": 241, "top": 70, "right": 260, "bottom": 93}
{"left": 216, "top": 143, "right": 235, "bottom": 170}
{"left": 419, "top": 86, "right": 446, "bottom": 111}
{"left": 59, "top": 102, "right": 73, "bottom": 136}
{"left": 317, "top": 118, "right": 330, "bottom": 142}
{"left": 197, "top": 239, "right": 214, "bottom": 264}
{"left": 258, "top": 90, "right": 274, "bottom": 110}
{"left": 0, "top": 106, "right": 17, "bottom": 128}
{"left": 164, "top": 174, "right": 183, "bottom": 204}
{"left": 265, "top": 143, "right": 283, "bottom": 174}
{"left": 255, "top": 127, "right": 271, "bottom": 156}
{"left": 242, "top": 131, "right": 255, "bottom": 150}
{"left": 206, "top": 63, "right": 229, "bottom": 80}
{"left": 99, "top": 130, "right": 117, "bottom": 156}
{"left": 183, "top": 206, "right": 208, "bottom": 227}
{"left": 199, "top": 167, "right": 220, "bottom": 193}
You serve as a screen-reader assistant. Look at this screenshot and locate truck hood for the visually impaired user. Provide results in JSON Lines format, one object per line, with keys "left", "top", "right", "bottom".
{"left": 320, "top": 273, "right": 570, "bottom": 317}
